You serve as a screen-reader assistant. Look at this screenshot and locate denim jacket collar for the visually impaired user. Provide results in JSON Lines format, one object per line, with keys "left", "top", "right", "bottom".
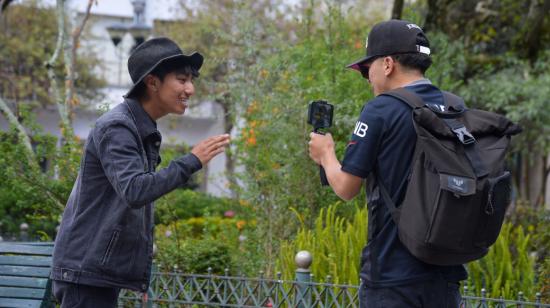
{"left": 124, "top": 98, "right": 160, "bottom": 141}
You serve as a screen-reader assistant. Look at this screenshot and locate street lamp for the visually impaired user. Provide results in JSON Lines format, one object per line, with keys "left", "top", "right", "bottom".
{"left": 128, "top": 0, "right": 151, "bottom": 50}
{"left": 106, "top": 0, "right": 152, "bottom": 85}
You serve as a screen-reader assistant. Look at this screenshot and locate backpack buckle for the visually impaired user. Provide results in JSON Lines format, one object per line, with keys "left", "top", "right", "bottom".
{"left": 452, "top": 127, "right": 475, "bottom": 145}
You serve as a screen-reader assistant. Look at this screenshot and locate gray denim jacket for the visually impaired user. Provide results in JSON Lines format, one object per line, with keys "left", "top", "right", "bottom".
{"left": 51, "top": 98, "right": 202, "bottom": 292}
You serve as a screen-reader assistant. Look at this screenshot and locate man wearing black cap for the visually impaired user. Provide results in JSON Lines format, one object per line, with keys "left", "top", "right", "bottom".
{"left": 51, "top": 37, "right": 230, "bottom": 307}
{"left": 308, "top": 20, "right": 467, "bottom": 307}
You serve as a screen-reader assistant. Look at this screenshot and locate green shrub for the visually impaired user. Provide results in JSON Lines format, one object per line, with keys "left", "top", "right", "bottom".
{"left": 155, "top": 238, "right": 234, "bottom": 274}
{"left": 467, "top": 223, "right": 536, "bottom": 299}
{"left": 538, "top": 257, "right": 550, "bottom": 303}
{"left": 277, "top": 202, "right": 367, "bottom": 285}
{"left": 154, "top": 189, "right": 243, "bottom": 225}
{"left": 0, "top": 130, "right": 75, "bottom": 239}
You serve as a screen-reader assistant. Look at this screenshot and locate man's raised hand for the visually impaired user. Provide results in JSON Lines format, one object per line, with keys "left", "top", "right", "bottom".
{"left": 191, "top": 134, "right": 231, "bottom": 166}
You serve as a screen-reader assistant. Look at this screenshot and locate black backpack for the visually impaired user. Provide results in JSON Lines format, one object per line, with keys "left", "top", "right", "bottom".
{"left": 377, "top": 88, "right": 522, "bottom": 266}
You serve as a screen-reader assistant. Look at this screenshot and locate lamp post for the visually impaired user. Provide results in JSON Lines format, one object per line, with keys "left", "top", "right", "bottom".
{"left": 106, "top": 0, "right": 152, "bottom": 85}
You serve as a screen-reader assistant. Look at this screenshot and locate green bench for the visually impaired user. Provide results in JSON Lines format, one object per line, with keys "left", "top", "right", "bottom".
{"left": 0, "top": 242, "right": 55, "bottom": 308}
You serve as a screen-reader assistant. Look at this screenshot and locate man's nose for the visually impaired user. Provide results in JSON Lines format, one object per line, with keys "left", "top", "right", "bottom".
{"left": 184, "top": 82, "right": 195, "bottom": 97}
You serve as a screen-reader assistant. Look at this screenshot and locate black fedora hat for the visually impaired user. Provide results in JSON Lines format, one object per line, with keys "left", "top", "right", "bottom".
{"left": 124, "top": 37, "right": 204, "bottom": 98}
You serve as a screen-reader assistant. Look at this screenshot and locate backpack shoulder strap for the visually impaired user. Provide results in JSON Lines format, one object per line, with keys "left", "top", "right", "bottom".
{"left": 375, "top": 173, "right": 401, "bottom": 225}
{"left": 442, "top": 91, "right": 466, "bottom": 111}
{"left": 381, "top": 88, "right": 425, "bottom": 109}
{"left": 384, "top": 88, "right": 468, "bottom": 113}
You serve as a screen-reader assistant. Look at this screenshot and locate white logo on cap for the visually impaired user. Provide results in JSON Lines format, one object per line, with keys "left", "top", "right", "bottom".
{"left": 406, "top": 24, "right": 422, "bottom": 30}
{"left": 365, "top": 38, "right": 368, "bottom": 49}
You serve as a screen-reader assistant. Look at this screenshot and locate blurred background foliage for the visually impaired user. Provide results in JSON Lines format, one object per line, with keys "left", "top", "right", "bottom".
{"left": 0, "top": 0, "right": 549, "bottom": 301}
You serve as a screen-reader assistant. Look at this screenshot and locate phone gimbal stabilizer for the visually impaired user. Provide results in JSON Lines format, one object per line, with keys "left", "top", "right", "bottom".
{"left": 307, "top": 100, "right": 334, "bottom": 186}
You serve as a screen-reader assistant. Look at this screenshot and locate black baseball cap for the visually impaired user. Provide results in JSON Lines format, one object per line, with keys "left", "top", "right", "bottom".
{"left": 347, "top": 19, "right": 431, "bottom": 71}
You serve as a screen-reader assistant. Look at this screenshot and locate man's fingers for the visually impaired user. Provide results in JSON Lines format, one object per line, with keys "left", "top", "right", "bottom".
{"left": 201, "top": 134, "right": 230, "bottom": 147}
{"left": 205, "top": 147, "right": 225, "bottom": 162}
{"left": 207, "top": 137, "right": 230, "bottom": 151}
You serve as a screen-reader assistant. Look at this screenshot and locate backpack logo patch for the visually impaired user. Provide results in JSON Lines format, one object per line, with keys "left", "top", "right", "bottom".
{"left": 448, "top": 176, "right": 467, "bottom": 193}
{"left": 353, "top": 121, "right": 369, "bottom": 137}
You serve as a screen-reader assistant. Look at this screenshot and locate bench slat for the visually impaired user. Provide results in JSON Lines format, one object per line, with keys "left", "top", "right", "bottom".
{"left": 0, "top": 297, "right": 44, "bottom": 308}
{"left": 0, "top": 275, "right": 48, "bottom": 288}
{"left": 0, "top": 242, "right": 54, "bottom": 307}
{"left": 0, "top": 266, "right": 50, "bottom": 278}
{"left": 0, "top": 286, "right": 46, "bottom": 300}
{"left": 10, "top": 243, "right": 54, "bottom": 247}
{"left": 0, "top": 256, "right": 52, "bottom": 267}
{"left": 0, "top": 244, "right": 53, "bottom": 256}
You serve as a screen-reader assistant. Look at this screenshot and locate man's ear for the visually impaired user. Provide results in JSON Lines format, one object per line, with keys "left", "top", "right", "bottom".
{"left": 383, "top": 56, "right": 396, "bottom": 77}
{"left": 144, "top": 74, "right": 158, "bottom": 92}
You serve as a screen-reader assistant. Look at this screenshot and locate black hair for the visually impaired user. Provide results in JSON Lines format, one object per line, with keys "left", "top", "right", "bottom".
{"left": 390, "top": 35, "right": 432, "bottom": 74}
{"left": 391, "top": 53, "right": 432, "bottom": 74}
{"left": 129, "top": 58, "right": 200, "bottom": 99}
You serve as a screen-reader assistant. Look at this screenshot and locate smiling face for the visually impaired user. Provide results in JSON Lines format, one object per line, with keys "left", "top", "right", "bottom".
{"left": 153, "top": 72, "right": 195, "bottom": 116}
{"left": 139, "top": 64, "right": 199, "bottom": 120}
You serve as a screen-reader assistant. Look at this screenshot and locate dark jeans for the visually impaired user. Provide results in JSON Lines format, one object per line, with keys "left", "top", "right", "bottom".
{"left": 52, "top": 280, "right": 120, "bottom": 308}
{"left": 359, "top": 279, "right": 462, "bottom": 308}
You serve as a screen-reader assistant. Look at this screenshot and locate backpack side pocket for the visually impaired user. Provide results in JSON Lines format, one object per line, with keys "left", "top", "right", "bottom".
{"left": 474, "top": 171, "right": 511, "bottom": 248}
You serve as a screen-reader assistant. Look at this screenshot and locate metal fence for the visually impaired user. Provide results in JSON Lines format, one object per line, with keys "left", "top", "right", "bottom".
{"left": 119, "top": 271, "right": 549, "bottom": 308}
{"left": 117, "top": 251, "right": 549, "bottom": 307}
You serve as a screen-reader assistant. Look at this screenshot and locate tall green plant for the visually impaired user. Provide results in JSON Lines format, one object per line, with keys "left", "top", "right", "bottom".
{"left": 277, "top": 202, "right": 367, "bottom": 286}
{"left": 233, "top": 0, "right": 376, "bottom": 273}
{"left": 467, "top": 223, "right": 536, "bottom": 300}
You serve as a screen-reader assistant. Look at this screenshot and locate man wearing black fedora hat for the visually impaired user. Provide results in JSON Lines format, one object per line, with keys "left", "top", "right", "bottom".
{"left": 51, "top": 37, "right": 230, "bottom": 307}
{"left": 308, "top": 20, "right": 467, "bottom": 307}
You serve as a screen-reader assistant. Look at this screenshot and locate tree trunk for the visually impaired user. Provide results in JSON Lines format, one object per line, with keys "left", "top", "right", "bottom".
{"left": 391, "top": 0, "right": 404, "bottom": 20}
{"left": 518, "top": 0, "right": 550, "bottom": 62}
{"left": 216, "top": 94, "right": 239, "bottom": 199}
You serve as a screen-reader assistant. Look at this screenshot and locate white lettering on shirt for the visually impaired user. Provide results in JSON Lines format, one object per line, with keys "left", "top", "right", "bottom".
{"left": 354, "top": 121, "right": 369, "bottom": 137}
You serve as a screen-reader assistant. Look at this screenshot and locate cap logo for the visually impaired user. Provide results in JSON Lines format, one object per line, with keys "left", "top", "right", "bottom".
{"left": 417, "top": 45, "right": 431, "bottom": 55}
{"left": 406, "top": 23, "right": 422, "bottom": 30}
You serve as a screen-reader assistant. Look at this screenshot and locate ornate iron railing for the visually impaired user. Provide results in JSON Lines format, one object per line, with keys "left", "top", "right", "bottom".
{"left": 119, "top": 271, "right": 549, "bottom": 308}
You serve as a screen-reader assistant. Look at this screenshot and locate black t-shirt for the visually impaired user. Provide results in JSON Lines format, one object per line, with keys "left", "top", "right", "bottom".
{"left": 341, "top": 82, "right": 468, "bottom": 287}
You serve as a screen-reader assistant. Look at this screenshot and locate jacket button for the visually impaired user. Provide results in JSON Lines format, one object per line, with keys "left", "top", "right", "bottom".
{"left": 154, "top": 141, "right": 160, "bottom": 147}
{"left": 63, "top": 272, "right": 68, "bottom": 279}
{"left": 141, "top": 284, "right": 147, "bottom": 290}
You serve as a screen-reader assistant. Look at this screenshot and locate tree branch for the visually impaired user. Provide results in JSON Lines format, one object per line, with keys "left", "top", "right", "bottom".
{"left": 46, "top": 0, "right": 70, "bottom": 135}
{"left": 0, "top": 95, "right": 33, "bottom": 156}
{"left": 18, "top": 170, "right": 66, "bottom": 210}
{"left": 64, "top": 0, "right": 94, "bottom": 121}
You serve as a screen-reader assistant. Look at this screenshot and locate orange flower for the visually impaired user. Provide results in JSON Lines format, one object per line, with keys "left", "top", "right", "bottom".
{"left": 354, "top": 40, "right": 363, "bottom": 49}
{"left": 247, "top": 136, "right": 257, "bottom": 146}
{"left": 236, "top": 220, "right": 246, "bottom": 230}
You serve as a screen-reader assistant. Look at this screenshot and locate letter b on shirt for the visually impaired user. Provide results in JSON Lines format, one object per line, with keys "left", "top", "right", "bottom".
{"left": 354, "top": 121, "right": 369, "bottom": 137}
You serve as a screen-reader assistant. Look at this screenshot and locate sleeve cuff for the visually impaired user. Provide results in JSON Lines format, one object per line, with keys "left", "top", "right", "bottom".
{"left": 341, "top": 164, "right": 368, "bottom": 179}
{"left": 179, "top": 153, "right": 203, "bottom": 173}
